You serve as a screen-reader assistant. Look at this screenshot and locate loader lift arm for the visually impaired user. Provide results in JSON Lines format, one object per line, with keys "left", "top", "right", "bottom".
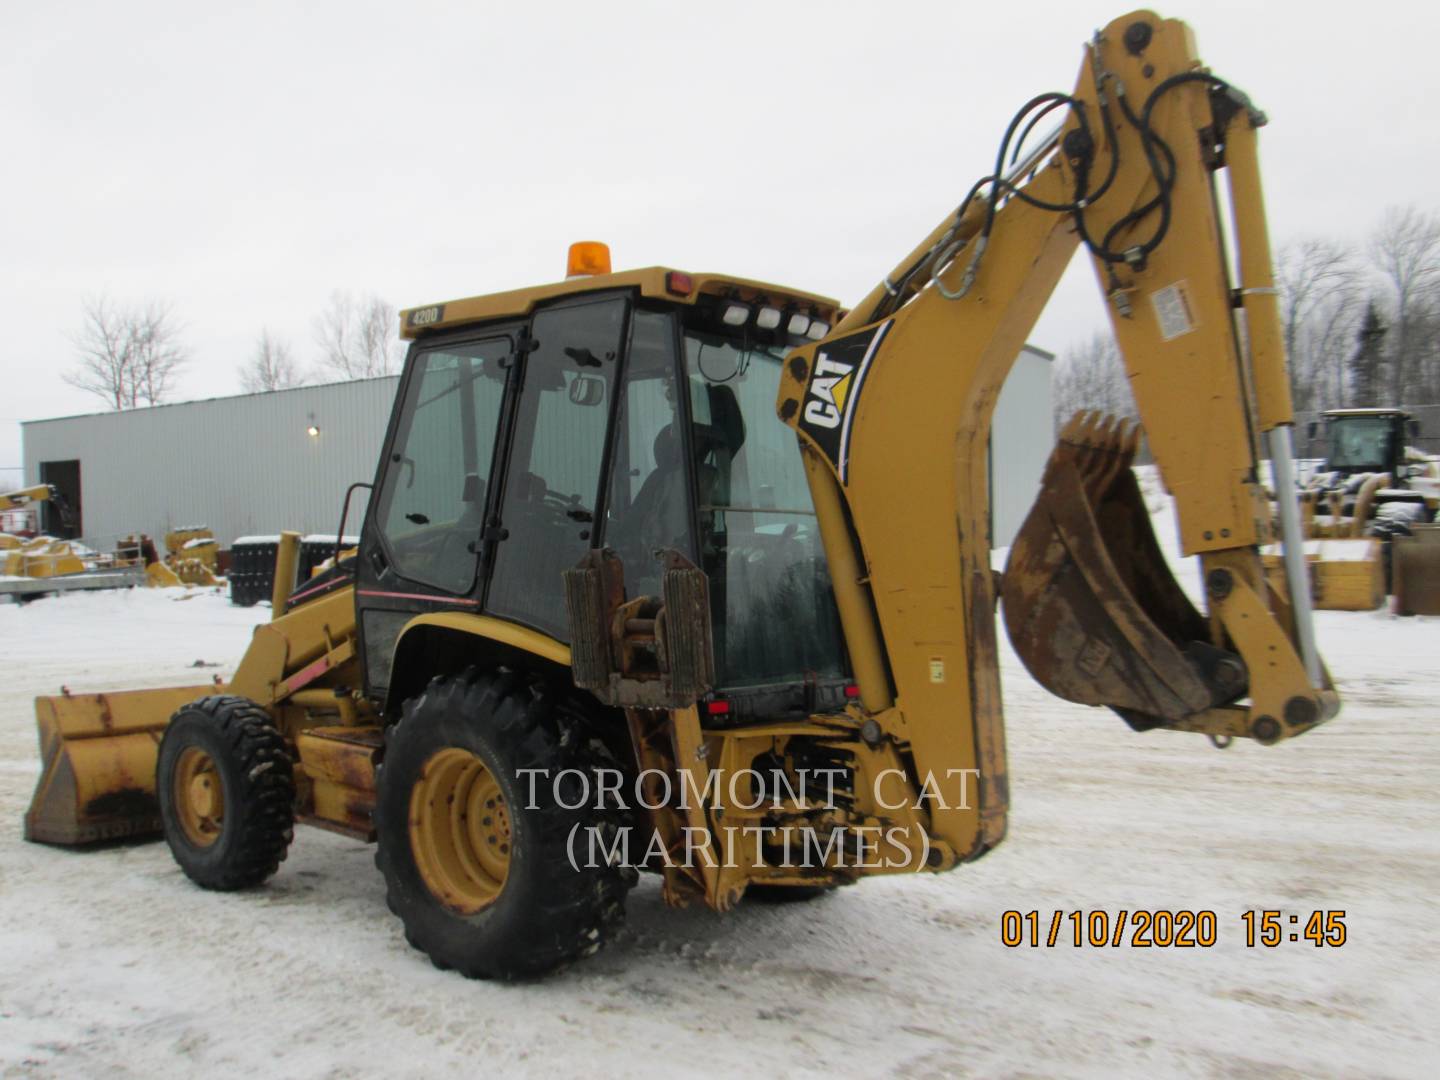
{"left": 24, "top": 532, "right": 372, "bottom": 845}
{"left": 777, "top": 9, "right": 1336, "bottom": 863}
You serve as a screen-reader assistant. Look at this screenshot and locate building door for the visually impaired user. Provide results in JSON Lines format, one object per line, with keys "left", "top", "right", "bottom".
{"left": 39, "top": 459, "right": 81, "bottom": 538}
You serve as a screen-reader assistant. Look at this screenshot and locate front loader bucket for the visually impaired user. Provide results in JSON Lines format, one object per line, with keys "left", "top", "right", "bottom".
{"left": 24, "top": 686, "right": 211, "bottom": 846}
{"left": 1002, "top": 413, "right": 1244, "bottom": 729}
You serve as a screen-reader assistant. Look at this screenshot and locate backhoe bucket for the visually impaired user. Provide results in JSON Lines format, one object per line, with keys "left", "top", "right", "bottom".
{"left": 24, "top": 686, "right": 211, "bottom": 845}
{"left": 1002, "top": 413, "right": 1244, "bottom": 728}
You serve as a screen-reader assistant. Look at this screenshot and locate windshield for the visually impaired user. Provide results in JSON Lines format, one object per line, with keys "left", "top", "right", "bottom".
{"left": 684, "top": 333, "right": 848, "bottom": 689}
{"left": 1327, "top": 417, "right": 1394, "bottom": 470}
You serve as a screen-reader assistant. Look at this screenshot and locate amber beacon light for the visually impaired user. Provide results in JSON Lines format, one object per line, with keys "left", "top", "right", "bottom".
{"left": 566, "top": 241, "right": 612, "bottom": 278}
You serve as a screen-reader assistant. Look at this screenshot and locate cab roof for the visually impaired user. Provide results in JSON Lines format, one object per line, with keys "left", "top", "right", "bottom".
{"left": 398, "top": 267, "right": 842, "bottom": 340}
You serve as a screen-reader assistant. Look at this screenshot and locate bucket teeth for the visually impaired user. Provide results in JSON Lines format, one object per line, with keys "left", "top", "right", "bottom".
{"left": 1057, "top": 411, "right": 1137, "bottom": 456}
{"left": 1122, "top": 419, "right": 1141, "bottom": 457}
{"left": 1055, "top": 410, "right": 1139, "bottom": 502}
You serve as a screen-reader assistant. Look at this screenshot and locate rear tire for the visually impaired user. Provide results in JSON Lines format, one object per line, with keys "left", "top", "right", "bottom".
{"left": 374, "top": 669, "right": 634, "bottom": 980}
{"left": 156, "top": 695, "right": 295, "bottom": 890}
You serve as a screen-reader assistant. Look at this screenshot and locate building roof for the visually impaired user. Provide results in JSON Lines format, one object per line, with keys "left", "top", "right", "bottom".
{"left": 22, "top": 373, "right": 399, "bottom": 427}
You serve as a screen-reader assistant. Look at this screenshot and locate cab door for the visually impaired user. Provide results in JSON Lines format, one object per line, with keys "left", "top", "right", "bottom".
{"left": 357, "top": 333, "right": 514, "bottom": 694}
{"left": 484, "top": 295, "right": 628, "bottom": 638}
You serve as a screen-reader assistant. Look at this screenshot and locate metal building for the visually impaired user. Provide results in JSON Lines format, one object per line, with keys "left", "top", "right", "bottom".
{"left": 22, "top": 348, "right": 1052, "bottom": 551}
{"left": 21, "top": 377, "right": 395, "bottom": 548}
{"left": 992, "top": 345, "right": 1055, "bottom": 548}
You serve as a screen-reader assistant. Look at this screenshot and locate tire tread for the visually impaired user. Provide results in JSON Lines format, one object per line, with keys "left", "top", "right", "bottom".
{"left": 374, "top": 669, "right": 634, "bottom": 980}
{"left": 158, "top": 695, "right": 295, "bottom": 891}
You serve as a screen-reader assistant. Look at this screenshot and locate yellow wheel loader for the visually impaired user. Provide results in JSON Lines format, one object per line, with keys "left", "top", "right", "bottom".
{"left": 1286, "top": 409, "right": 1440, "bottom": 611}
{"left": 25, "top": 10, "right": 1338, "bottom": 980}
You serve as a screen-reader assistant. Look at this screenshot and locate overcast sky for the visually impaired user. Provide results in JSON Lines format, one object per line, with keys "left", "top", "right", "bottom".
{"left": 3, "top": 0, "right": 1436, "bottom": 481}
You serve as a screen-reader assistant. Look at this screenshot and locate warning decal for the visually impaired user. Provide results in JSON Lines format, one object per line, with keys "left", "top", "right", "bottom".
{"left": 1150, "top": 281, "right": 1197, "bottom": 341}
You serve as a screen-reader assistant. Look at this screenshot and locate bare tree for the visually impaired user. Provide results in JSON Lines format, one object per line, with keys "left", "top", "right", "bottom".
{"left": 313, "top": 292, "right": 401, "bottom": 379}
{"left": 1369, "top": 206, "right": 1440, "bottom": 402}
{"left": 131, "top": 302, "right": 188, "bottom": 405}
{"left": 1297, "top": 286, "right": 1363, "bottom": 410}
{"left": 1407, "top": 302, "right": 1440, "bottom": 404}
{"left": 1274, "top": 240, "right": 1362, "bottom": 413}
{"left": 1051, "top": 330, "right": 1136, "bottom": 432}
{"left": 63, "top": 297, "right": 188, "bottom": 409}
{"left": 63, "top": 297, "right": 132, "bottom": 410}
{"left": 239, "top": 330, "right": 304, "bottom": 393}
{"left": 1277, "top": 238, "right": 1356, "bottom": 356}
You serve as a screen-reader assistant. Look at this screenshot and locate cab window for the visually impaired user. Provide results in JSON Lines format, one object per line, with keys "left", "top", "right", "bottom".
{"left": 683, "top": 332, "right": 847, "bottom": 687}
{"left": 601, "top": 309, "right": 691, "bottom": 598}
{"left": 486, "top": 297, "right": 625, "bottom": 636}
{"left": 375, "top": 338, "right": 509, "bottom": 594}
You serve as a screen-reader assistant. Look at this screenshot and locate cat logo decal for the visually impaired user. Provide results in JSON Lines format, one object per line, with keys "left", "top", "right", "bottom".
{"left": 796, "top": 320, "right": 892, "bottom": 484}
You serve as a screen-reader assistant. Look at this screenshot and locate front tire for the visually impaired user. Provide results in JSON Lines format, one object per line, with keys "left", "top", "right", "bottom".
{"left": 156, "top": 695, "right": 295, "bottom": 890}
{"left": 374, "top": 669, "right": 633, "bottom": 980}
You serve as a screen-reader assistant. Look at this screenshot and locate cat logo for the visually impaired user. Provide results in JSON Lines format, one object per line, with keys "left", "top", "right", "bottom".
{"left": 794, "top": 318, "right": 893, "bottom": 484}
{"left": 803, "top": 354, "right": 855, "bottom": 430}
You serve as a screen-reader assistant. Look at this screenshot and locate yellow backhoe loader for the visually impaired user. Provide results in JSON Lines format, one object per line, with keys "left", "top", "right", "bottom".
{"left": 25, "top": 10, "right": 1338, "bottom": 980}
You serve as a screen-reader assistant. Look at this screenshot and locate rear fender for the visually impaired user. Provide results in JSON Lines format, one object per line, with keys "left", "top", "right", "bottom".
{"left": 382, "top": 614, "right": 572, "bottom": 717}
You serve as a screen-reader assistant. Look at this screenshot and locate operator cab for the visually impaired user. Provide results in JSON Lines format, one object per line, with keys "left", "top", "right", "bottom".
{"left": 355, "top": 248, "right": 851, "bottom": 718}
{"left": 1312, "top": 408, "right": 1420, "bottom": 478}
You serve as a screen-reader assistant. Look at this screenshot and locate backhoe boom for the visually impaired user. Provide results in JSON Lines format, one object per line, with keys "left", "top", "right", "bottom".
{"left": 777, "top": 9, "right": 1335, "bottom": 862}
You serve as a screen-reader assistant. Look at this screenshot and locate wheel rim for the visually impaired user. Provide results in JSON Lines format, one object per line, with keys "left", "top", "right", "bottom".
{"left": 409, "top": 747, "right": 511, "bottom": 914}
{"left": 172, "top": 746, "right": 225, "bottom": 847}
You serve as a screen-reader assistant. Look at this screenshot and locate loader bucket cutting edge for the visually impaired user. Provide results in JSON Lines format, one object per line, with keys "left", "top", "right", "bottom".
{"left": 1001, "top": 412, "right": 1242, "bottom": 729}
{"left": 24, "top": 686, "right": 212, "bottom": 846}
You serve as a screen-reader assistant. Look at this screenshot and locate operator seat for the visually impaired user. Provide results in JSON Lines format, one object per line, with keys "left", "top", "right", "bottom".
{"left": 693, "top": 383, "right": 746, "bottom": 517}
{"left": 626, "top": 424, "right": 689, "bottom": 562}
{"left": 630, "top": 425, "right": 681, "bottom": 520}
{"left": 620, "top": 385, "right": 746, "bottom": 586}
{"left": 433, "top": 472, "right": 487, "bottom": 587}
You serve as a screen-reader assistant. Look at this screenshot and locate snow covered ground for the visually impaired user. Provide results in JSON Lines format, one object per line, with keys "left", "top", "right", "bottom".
{"left": 1, "top": 531, "right": 1438, "bottom": 1076}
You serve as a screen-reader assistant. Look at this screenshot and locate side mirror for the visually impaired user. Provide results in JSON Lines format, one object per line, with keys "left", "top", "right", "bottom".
{"left": 1306, "top": 421, "right": 1318, "bottom": 439}
{"left": 568, "top": 373, "right": 607, "bottom": 407}
{"left": 1408, "top": 419, "right": 1421, "bottom": 437}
